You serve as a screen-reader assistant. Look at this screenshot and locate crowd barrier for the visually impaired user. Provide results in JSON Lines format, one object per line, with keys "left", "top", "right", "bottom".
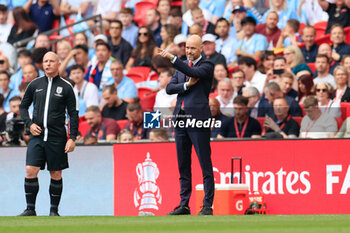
{"left": 1, "top": 139, "right": 350, "bottom": 216}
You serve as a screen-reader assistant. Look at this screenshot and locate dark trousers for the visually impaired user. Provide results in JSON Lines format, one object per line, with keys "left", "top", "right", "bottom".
{"left": 174, "top": 117, "right": 214, "bottom": 207}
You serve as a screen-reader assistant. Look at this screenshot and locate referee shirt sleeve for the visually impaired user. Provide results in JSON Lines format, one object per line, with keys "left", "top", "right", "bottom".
{"left": 19, "top": 82, "right": 34, "bottom": 128}
{"left": 66, "top": 85, "right": 79, "bottom": 140}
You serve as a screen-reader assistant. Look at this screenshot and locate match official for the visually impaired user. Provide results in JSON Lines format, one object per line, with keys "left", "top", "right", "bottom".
{"left": 18, "top": 52, "right": 79, "bottom": 216}
{"left": 159, "top": 35, "right": 215, "bottom": 215}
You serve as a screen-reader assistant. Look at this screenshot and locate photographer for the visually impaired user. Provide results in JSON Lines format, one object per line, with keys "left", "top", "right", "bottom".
{"left": 5, "top": 96, "right": 29, "bottom": 145}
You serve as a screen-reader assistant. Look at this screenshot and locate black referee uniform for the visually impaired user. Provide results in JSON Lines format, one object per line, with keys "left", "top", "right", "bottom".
{"left": 19, "top": 74, "right": 79, "bottom": 215}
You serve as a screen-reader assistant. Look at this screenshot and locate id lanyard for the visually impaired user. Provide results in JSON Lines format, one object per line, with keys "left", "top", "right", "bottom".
{"left": 234, "top": 117, "right": 249, "bottom": 138}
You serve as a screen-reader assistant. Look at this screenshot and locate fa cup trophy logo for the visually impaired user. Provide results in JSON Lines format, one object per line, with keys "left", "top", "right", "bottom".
{"left": 134, "top": 152, "right": 162, "bottom": 216}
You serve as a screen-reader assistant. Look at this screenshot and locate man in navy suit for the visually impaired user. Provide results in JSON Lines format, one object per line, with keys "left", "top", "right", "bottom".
{"left": 159, "top": 35, "right": 215, "bottom": 215}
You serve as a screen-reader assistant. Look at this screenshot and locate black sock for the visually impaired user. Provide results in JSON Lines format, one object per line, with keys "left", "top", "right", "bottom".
{"left": 49, "top": 178, "right": 63, "bottom": 213}
{"left": 24, "top": 178, "right": 39, "bottom": 211}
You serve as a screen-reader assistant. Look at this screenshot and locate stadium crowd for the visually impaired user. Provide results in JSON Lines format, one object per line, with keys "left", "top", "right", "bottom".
{"left": 1, "top": 0, "right": 350, "bottom": 145}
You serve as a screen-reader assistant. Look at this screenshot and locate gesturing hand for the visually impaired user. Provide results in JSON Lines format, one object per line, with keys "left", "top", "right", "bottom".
{"left": 30, "top": 123, "right": 42, "bottom": 136}
{"left": 158, "top": 48, "right": 175, "bottom": 61}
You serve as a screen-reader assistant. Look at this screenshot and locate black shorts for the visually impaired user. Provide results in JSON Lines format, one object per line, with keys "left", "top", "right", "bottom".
{"left": 26, "top": 137, "right": 69, "bottom": 171}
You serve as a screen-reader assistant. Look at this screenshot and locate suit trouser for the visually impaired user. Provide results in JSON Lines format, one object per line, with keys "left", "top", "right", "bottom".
{"left": 174, "top": 118, "right": 214, "bottom": 207}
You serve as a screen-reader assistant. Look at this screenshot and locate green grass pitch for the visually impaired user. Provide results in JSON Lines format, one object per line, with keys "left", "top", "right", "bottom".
{"left": 0, "top": 215, "right": 349, "bottom": 233}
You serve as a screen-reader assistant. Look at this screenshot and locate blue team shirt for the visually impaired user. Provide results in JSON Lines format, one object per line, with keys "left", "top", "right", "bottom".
{"left": 0, "top": 88, "right": 20, "bottom": 112}
{"left": 199, "top": 0, "right": 226, "bottom": 17}
{"left": 239, "top": 33, "right": 268, "bottom": 55}
{"left": 122, "top": 24, "right": 139, "bottom": 48}
{"left": 216, "top": 36, "right": 239, "bottom": 64}
{"left": 262, "top": 9, "right": 300, "bottom": 29}
{"left": 29, "top": 2, "right": 55, "bottom": 32}
{"left": 117, "top": 76, "right": 138, "bottom": 100}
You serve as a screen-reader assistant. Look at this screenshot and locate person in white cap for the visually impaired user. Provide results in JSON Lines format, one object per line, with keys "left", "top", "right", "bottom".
{"left": 173, "top": 34, "right": 187, "bottom": 60}
{"left": 202, "top": 33, "right": 226, "bottom": 66}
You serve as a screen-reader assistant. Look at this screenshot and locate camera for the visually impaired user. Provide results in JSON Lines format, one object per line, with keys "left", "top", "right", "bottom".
{"left": 5, "top": 113, "right": 25, "bottom": 145}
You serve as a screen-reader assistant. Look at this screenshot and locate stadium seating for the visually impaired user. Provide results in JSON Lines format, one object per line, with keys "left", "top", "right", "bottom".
{"left": 313, "top": 21, "right": 327, "bottom": 38}
{"left": 340, "top": 102, "right": 350, "bottom": 120}
{"left": 134, "top": 1, "right": 156, "bottom": 27}
{"left": 306, "top": 63, "right": 316, "bottom": 74}
{"left": 126, "top": 66, "right": 151, "bottom": 83}
{"left": 140, "top": 92, "right": 157, "bottom": 112}
{"left": 116, "top": 119, "right": 129, "bottom": 130}
{"left": 138, "top": 87, "right": 154, "bottom": 98}
{"left": 78, "top": 120, "right": 90, "bottom": 137}
{"left": 335, "top": 117, "right": 343, "bottom": 130}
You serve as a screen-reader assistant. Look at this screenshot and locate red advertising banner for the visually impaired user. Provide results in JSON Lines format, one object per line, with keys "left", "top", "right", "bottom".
{"left": 114, "top": 139, "right": 350, "bottom": 216}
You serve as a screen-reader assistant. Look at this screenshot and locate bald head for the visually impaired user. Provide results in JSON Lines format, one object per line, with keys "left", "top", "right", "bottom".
{"left": 318, "top": 43, "right": 332, "bottom": 59}
{"left": 186, "top": 35, "right": 203, "bottom": 61}
{"left": 43, "top": 52, "right": 60, "bottom": 78}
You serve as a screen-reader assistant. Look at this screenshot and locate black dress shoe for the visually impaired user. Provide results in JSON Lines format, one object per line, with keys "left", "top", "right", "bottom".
{"left": 49, "top": 211, "right": 60, "bottom": 216}
{"left": 167, "top": 206, "right": 191, "bottom": 215}
{"left": 198, "top": 206, "right": 213, "bottom": 215}
{"left": 18, "top": 209, "right": 36, "bottom": 216}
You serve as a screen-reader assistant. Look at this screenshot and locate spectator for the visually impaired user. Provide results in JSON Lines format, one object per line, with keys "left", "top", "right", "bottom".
{"left": 216, "top": 78, "right": 234, "bottom": 116}
{"left": 276, "top": 19, "right": 301, "bottom": 49}
{"left": 154, "top": 68, "right": 177, "bottom": 116}
{"left": 284, "top": 45, "right": 312, "bottom": 75}
{"left": 60, "top": 44, "right": 89, "bottom": 78}
{"left": 188, "top": 23, "right": 204, "bottom": 37}
{"left": 111, "top": 60, "right": 138, "bottom": 102}
{"left": 125, "top": 26, "right": 158, "bottom": 71}
{"left": 71, "top": 64, "right": 99, "bottom": 116}
{"left": 9, "top": 50, "right": 32, "bottom": 91}
{"left": 0, "top": 40, "right": 17, "bottom": 72}
{"left": 0, "top": 55, "right": 11, "bottom": 74}
{"left": 101, "top": 84, "right": 127, "bottom": 121}
{"left": 209, "top": 97, "right": 231, "bottom": 138}
{"left": 0, "top": 4, "right": 12, "bottom": 43}
{"left": 224, "top": 0, "right": 262, "bottom": 25}
{"left": 232, "top": 68, "right": 245, "bottom": 98}
{"left": 318, "top": 0, "right": 350, "bottom": 34}
{"left": 256, "top": 11, "right": 281, "bottom": 48}
{"left": 32, "top": 47, "right": 48, "bottom": 74}
{"left": 333, "top": 65, "right": 350, "bottom": 102}
{"left": 83, "top": 134, "right": 98, "bottom": 145}
{"left": 279, "top": 72, "right": 297, "bottom": 99}
{"left": 264, "top": 81, "right": 303, "bottom": 117}
{"left": 317, "top": 43, "right": 340, "bottom": 75}
{"left": 24, "top": 0, "right": 60, "bottom": 33}
{"left": 0, "top": 93, "right": 6, "bottom": 132}
{"left": 151, "top": 55, "right": 172, "bottom": 73}
{"left": 202, "top": 33, "right": 226, "bottom": 66}
{"left": 160, "top": 24, "right": 179, "bottom": 55}
{"left": 212, "top": 63, "right": 228, "bottom": 93}
{"left": 85, "top": 42, "right": 114, "bottom": 91}
{"left": 218, "top": 95, "right": 262, "bottom": 138}
{"left": 266, "top": 55, "right": 288, "bottom": 83}
{"left": 330, "top": 24, "right": 350, "bottom": 63}
{"left": 108, "top": 20, "right": 133, "bottom": 66}
{"left": 342, "top": 55, "right": 350, "bottom": 75}
{"left": 298, "top": 74, "right": 314, "bottom": 104}
{"left": 262, "top": 0, "right": 299, "bottom": 29}
{"left": 183, "top": 0, "right": 212, "bottom": 27}
{"left": 169, "top": 7, "right": 183, "bottom": 34}
{"left": 264, "top": 97, "right": 300, "bottom": 138}
{"left": 149, "top": 128, "right": 169, "bottom": 142}
{"left": 199, "top": 0, "right": 226, "bottom": 23}
{"left": 236, "top": 16, "right": 268, "bottom": 60}
{"left": 157, "top": 0, "right": 171, "bottom": 25}
{"left": 117, "top": 129, "right": 134, "bottom": 143}
{"left": 227, "top": 5, "right": 247, "bottom": 40}
{"left": 173, "top": 34, "right": 187, "bottom": 60}
{"left": 301, "top": 26, "right": 318, "bottom": 63}
{"left": 242, "top": 86, "right": 266, "bottom": 117}
{"left": 124, "top": 101, "right": 148, "bottom": 139}
{"left": 22, "top": 64, "right": 38, "bottom": 83}
{"left": 84, "top": 105, "right": 121, "bottom": 141}
{"left": 257, "top": 50, "right": 275, "bottom": 74}
{"left": 7, "top": 7, "right": 37, "bottom": 46}
{"left": 191, "top": 7, "right": 216, "bottom": 35}
{"left": 238, "top": 56, "right": 267, "bottom": 94}
{"left": 314, "top": 54, "right": 336, "bottom": 88}
{"left": 146, "top": 9, "right": 163, "bottom": 47}
{"left": 335, "top": 116, "right": 350, "bottom": 138}
{"left": 73, "top": 32, "right": 94, "bottom": 60}
{"left": 60, "top": 0, "right": 93, "bottom": 20}
{"left": 298, "top": 0, "right": 329, "bottom": 25}
{"left": 120, "top": 7, "right": 139, "bottom": 48}
{"left": 56, "top": 40, "right": 72, "bottom": 64}
{"left": 314, "top": 81, "right": 341, "bottom": 117}
{"left": 215, "top": 18, "right": 238, "bottom": 66}
{"left": 34, "top": 34, "right": 51, "bottom": 50}
{"left": 300, "top": 95, "right": 337, "bottom": 138}
{"left": 94, "top": 0, "right": 121, "bottom": 34}
{"left": 0, "top": 71, "right": 20, "bottom": 112}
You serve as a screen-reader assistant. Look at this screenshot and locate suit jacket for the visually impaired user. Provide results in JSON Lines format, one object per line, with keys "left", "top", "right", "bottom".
{"left": 166, "top": 57, "right": 214, "bottom": 120}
